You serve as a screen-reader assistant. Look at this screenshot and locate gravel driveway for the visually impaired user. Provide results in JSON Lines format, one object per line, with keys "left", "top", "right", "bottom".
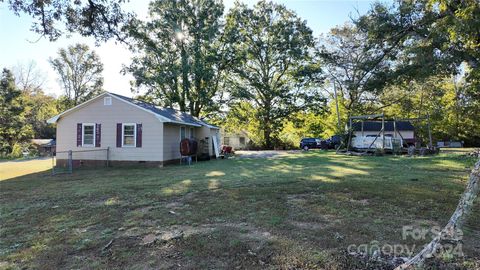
{"left": 234, "top": 150, "right": 302, "bottom": 158}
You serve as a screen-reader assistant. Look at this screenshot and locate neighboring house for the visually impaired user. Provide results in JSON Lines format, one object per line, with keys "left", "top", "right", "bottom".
{"left": 351, "top": 121, "right": 415, "bottom": 146}
{"left": 221, "top": 130, "right": 250, "bottom": 150}
{"left": 47, "top": 92, "right": 220, "bottom": 167}
{"left": 30, "top": 139, "right": 56, "bottom": 156}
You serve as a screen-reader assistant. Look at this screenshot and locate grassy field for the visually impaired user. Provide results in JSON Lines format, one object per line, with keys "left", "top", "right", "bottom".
{"left": 0, "top": 150, "right": 479, "bottom": 269}
{"left": 0, "top": 158, "right": 52, "bottom": 181}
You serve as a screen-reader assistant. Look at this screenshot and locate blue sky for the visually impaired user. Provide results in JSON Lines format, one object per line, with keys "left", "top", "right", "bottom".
{"left": 0, "top": 0, "right": 388, "bottom": 97}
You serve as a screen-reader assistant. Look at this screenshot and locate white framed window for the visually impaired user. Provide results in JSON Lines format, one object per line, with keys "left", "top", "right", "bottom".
{"left": 190, "top": 127, "right": 195, "bottom": 139}
{"left": 122, "top": 123, "right": 136, "bottom": 147}
{"left": 224, "top": 137, "right": 230, "bottom": 145}
{"left": 104, "top": 96, "right": 112, "bottom": 105}
{"left": 239, "top": 137, "right": 246, "bottom": 145}
{"left": 82, "top": 123, "right": 95, "bottom": 147}
{"left": 180, "top": 126, "right": 186, "bottom": 140}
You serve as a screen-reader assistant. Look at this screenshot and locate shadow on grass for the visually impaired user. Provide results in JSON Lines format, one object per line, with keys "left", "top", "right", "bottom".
{"left": 0, "top": 151, "right": 478, "bottom": 269}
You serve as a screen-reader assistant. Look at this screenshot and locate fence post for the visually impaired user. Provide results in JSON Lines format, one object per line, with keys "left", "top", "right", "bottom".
{"left": 51, "top": 155, "right": 54, "bottom": 175}
{"left": 68, "top": 150, "right": 73, "bottom": 174}
{"left": 106, "top": 147, "right": 110, "bottom": 167}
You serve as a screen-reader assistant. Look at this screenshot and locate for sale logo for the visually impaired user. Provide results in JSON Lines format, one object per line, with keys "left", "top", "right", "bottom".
{"left": 347, "top": 226, "right": 464, "bottom": 257}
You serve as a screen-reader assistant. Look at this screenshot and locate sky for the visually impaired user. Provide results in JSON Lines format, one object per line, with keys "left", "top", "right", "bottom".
{"left": 0, "top": 0, "right": 388, "bottom": 98}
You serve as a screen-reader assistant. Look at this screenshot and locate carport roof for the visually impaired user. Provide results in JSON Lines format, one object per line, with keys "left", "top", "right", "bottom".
{"left": 352, "top": 121, "right": 414, "bottom": 132}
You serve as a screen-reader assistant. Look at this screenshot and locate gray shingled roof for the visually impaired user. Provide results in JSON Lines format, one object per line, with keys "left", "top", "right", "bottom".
{"left": 352, "top": 121, "right": 414, "bottom": 132}
{"left": 111, "top": 93, "right": 219, "bottom": 128}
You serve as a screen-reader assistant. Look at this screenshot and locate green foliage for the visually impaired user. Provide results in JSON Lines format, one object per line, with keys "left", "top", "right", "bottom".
{"left": 224, "top": 102, "right": 326, "bottom": 149}
{"left": 4, "top": 0, "right": 130, "bottom": 42}
{"left": 356, "top": 0, "right": 480, "bottom": 107}
{"left": 224, "top": 1, "right": 323, "bottom": 148}
{"left": 0, "top": 68, "right": 32, "bottom": 156}
{"left": 381, "top": 77, "right": 480, "bottom": 146}
{"left": 223, "top": 102, "right": 264, "bottom": 148}
{"left": 50, "top": 44, "right": 104, "bottom": 110}
{"left": 319, "top": 23, "right": 411, "bottom": 115}
{"left": 22, "top": 91, "right": 58, "bottom": 139}
{"left": 321, "top": 94, "right": 348, "bottom": 138}
{"left": 125, "top": 0, "right": 227, "bottom": 117}
{"left": 9, "top": 143, "right": 24, "bottom": 159}
{"left": 278, "top": 112, "right": 325, "bottom": 149}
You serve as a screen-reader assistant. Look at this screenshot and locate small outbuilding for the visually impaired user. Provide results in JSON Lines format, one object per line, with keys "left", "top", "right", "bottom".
{"left": 30, "top": 139, "right": 56, "bottom": 156}
{"left": 47, "top": 92, "right": 220, "bottom": 167}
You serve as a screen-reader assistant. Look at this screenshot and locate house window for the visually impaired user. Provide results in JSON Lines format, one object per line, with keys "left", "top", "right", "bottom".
{"left": 122, "top": 124, "right": 136, "bottom": 147}
{"left": 82, "top": 123, "right": 95, "bottom": 147}
{"left": 190, "top": 127, "right": 195, "bottom": 139}
{"left": 104, "top": 96, "right": 112, "bottom": 105}
{"left": 239, "top": 137, "right": 246, "bottom": 145}
{"left": 224, "top": 137, "right": 230, "bottom": 145}
{"left": 180, "top": 126, "right": 186, "bottom": 140}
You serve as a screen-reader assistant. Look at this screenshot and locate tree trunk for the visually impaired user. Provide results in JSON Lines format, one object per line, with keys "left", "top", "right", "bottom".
{"left": 395, "top": 159, "right": 480, "bottom": 270}
{"left": 180, "top": 44, "right": 190, "bottom": 113}
{"left": 263, "top": 125, "right": 272, "bottom": 150}
{"left": 263, "top": 102, "right": 273, "bottom": 149}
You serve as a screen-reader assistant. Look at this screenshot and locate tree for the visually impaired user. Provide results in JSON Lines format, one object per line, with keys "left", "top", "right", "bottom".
{"left": 125, "top": 0, "right": 229, "bottom": 117}
{"left": 0, "top": 68, "right": 32, "bottom": 155}
{"left": 397, "top": 159, "right": 480, "bottom": 270}
{"left": 318, "top": 23, "right": 425, "bottom": 117}
{"left": 3, "top": 0, "right": 131, "bottom": 42}
{"left": 12, "top": 61, "right": 47, "bottom": 93}
{"left": 50, "top": 44, "right": 104, "bottom": 109}
{"left": 224, "top": 0, "right": 322, "bottom": 149}
{"left": 23, "top": 91, "right": 58, "bottom": 139}
{"left": 356, "top": 0, "right": 480, "bottom": 106}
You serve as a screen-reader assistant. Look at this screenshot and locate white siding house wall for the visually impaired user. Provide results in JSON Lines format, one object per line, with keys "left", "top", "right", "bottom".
{"left": 56, "top": 96, "right": 164, "bottom": 161}
{"left": 163, "top": 124, "right": 183, "bottom": 161}
{"left": 162, "top": 125, "right": 218, "bottom": 160}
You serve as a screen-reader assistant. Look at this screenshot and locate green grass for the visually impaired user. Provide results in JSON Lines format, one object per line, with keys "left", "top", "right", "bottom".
{"left": 0, "top": 158, "right": 52, "bottom": 181}
{"left": 0, "top": 151, "right": 479, "bottom": 269}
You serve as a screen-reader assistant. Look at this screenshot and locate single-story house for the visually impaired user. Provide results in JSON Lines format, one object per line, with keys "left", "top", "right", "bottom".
{"left": 221, "top": 130, "right": 250, "bottom": 150}
{"left": 30, "top": 139, "right": 56, "bottom": 156}
{"left": 351, "top": 121, "right": 415, "bottom": 145}
{"left": 47, "top": 92, "right": 220, "bottom": 167}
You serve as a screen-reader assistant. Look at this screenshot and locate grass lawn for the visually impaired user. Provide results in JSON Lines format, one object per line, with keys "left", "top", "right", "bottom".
{"left": 0, "top": 151, "right": 479, "bottom": 269}
{"left": 0, "top": 158, "right": 52, "bottom": 181}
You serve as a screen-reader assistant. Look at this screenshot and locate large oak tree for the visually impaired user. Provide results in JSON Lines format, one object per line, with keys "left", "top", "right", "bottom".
{"left": 125, "top": 0, "right": 229, "bottom": 117}
{"left": 224, "top": 0, "right": 322, "bottom": 149}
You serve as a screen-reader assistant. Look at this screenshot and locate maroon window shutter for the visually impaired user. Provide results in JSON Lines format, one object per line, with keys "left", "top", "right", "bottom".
{"left": 136, "top": 123, "right": 142, "bottom": 148}
{"left": 95, "top": 124, "right": 101, "bottom": 147}
{"left": 77, "top": 123, "right": 82, "bottom": 147}
{"left": 116, "top": 123, "right": 122, "bottom": 147}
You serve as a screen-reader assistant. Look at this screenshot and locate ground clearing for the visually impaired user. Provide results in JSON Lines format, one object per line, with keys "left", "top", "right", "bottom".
{"left": 0, "top": 150, "right": 479, "bottom": 269}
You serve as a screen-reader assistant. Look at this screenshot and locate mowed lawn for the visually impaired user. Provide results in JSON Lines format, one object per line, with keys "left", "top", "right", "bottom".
{"left": 0, "top": 158, "right": 52, "bottom": 181}
{"left": 0, "top": 151, "right": 479, "bottom": 269}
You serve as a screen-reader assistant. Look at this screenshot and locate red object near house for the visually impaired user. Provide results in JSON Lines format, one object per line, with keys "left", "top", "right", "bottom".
{"left": 180, "top": 138, "right": 198, "bottom": 156}
{"left": 221, "top": 145, "right": 233, "bottom": 154}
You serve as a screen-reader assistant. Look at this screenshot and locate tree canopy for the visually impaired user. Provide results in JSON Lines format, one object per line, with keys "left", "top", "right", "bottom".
{"left": 50, "top": 43, "right": 104, "bottom": 110}
{"left": 3, "top": 0, "right": 131, "bottom": 42}
{"left": 125, "top": 0, "right": 228, "bottom": 117}
{"left": 224, "top": 0, "right": 323, "bottom": 148}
